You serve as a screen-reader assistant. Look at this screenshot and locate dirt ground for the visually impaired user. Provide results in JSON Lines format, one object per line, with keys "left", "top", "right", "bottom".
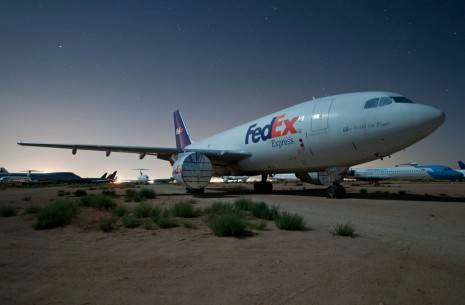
{"left": 1, "top": 181, "right": 465, "bottom": 305}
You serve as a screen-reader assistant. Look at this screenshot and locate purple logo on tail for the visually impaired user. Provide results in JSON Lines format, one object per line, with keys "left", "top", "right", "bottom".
{"left": 174, "top": 110, "right": 192, "bottom": 150}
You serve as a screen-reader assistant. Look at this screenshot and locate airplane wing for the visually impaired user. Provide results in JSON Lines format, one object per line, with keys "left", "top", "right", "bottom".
{"left": 17, "top": 142, "right": 251, "bottom": 165}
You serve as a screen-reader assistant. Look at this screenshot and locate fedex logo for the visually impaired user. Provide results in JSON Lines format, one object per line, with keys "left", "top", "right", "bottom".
{"left": 245, "top": 114, "right": 299, "bottom": 144}
{"left": 175, "top": 127, "right": 184, "bottom": 135}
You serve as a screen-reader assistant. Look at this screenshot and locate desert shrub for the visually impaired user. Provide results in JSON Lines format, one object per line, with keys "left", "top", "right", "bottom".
{"left": 23, "top": 196, "right": 32, "bottom": 201}
{"left": 33, "top": 199, "right": 79, "bottom": 230}
{"left": 139, "top": 188, "right": 156, "bottom": 199}
{"left": 248, "top": 220, "right": 267, "bottom": 230}
{"left": 125, "top": 189, "right": 143, "bottom": 202}
{"left": 134, "top": 202, "right": 153, "bottom": 218}
{"left": 208, "top": 213, "right": 248, "bottom": 237}
{"left": 155, "top": 215, "right": 178, "bottom": 228}
{"left": 250, "top": 202, "right": 279, "bottom": 220}
{"left": 332, "top": 223, "right": 356, "bottom": 237}
{"left": 150, "top": 206, "right": 163, "bottom": 219}
{"left": 171, "top": 201, "right": 196, "bottom": 218}
{"left": 80, "top": 195, "right": 115, "bottom": 209}
{"left": 121, "top": 215, "right": 140, "bottom": 228}
{"left": 57, "top": 190, "right": 65, "bottom": 197}
{"left": 74, "top": 189, "right": 87, "bottom": 197}
{"left": 0, "top": 206, "right": 17, "bottom": 217}
{"left": 101, "top": 190, "right": 118, "bottom": 197}
{"left": 399, "top": 190, "right": 407, "bottom": 195}
{"left": 111, "top": 205, "right": 128, "bottom": 217}
{"left": 274, "top": 211, "right": 305, "bottom": 231}
{"left": 359, "top": 188, "right": 368, "bottom": 194}
{"left": 204, "top": 202, "right": 237, "bottom": 216}
{"left": 25, "top": 205, "right": 41, "bottom": 214}
{"left": 233, "top": 198, "right": 254, "bottom": 211}
{"left": 143, "top": 219, "right": 157, "bottom": 230}
{"left": 99, "top": 216, "right": 117, "bottom": 232}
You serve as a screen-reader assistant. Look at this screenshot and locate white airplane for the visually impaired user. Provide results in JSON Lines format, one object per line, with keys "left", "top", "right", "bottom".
{"left": 349, "top": 164, "right": 463, "bottom": 182}
{"left": 222, "top": 176, "right": 249, "bottom": 183}
{"left": 18, "top": 92, "right": 445, "bottom": 197}
{"left": 123, "top": 169, "right": 151, "bottom": 184}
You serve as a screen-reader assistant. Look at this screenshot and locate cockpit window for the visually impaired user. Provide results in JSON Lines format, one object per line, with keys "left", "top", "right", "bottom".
{"left": 391, "top": 96, "right": 414, "bottom": 103}
{"left": 364, "top": 98, "right": 379, "bottom": 109}
{"left": 379, "top": 97, "right": 393, "bottom": 107}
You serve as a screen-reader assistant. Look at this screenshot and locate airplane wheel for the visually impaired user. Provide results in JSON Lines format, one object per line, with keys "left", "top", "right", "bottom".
{"left": 186, "top": 188, "right": 205, "bottom": 194}
{"left": 327, "top": 184, "right": 346, "bottom": 199}
{"left": 254, "top": 182, "right": 273, "bottom": 193}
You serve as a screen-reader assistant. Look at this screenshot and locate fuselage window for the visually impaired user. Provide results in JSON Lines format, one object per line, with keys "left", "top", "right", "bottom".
{"left": 364, "top": 98, "right": 379, "bottom": 109}
{"left": 379, "top": 97, "right": 393, "bottom": 107}
{"left": 391, "top": 96, "right": 414, "bottom": 103}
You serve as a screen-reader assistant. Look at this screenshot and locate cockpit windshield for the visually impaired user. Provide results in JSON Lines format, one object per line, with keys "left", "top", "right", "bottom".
{"left": 391, "top": 96, "right": 414, "bottom": 103}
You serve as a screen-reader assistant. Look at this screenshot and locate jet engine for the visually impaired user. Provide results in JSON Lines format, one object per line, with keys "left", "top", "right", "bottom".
{"left": 172, "top": 152, "right": 213, "bottom": 192}
{"left": 295, "top": 167, "right": 348, "bottom": 186}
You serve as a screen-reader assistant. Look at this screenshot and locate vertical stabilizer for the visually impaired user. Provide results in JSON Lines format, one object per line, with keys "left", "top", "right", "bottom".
{"left": 173, "top": 110, "right": 192, "bottom": 150}
{"left": 0, "top": 168, "right": 8, "bottom": 173}
{"left": 101, "top": 172, "right": 108, "bottom": 179}
{"left": 107, "top": 171, "right": 117, "bottom": 181}
{"left": 459, "top": 161, "right": 465, "bottom": 170}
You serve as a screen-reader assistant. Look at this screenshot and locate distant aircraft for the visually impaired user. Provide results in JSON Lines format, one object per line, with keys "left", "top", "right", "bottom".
{"left": 271, "top": 173, "right": 300, "bottom": 182}
{"left": 349, "top": 164, "right": 463, "bottom": 182}
{"left": 18, "top": 92, "right": 445, "bottom": 197}
{"left": 0, "top": 168, "right": 117, "bottom": 184}
{"left": 123, "top": 169, "right": 150, "bottom": 184}
{"left": 459, "top": 161, "right": 465, "bottom": 170}
{"left": 222, "top": 176, "right": 249, "bottom": 183}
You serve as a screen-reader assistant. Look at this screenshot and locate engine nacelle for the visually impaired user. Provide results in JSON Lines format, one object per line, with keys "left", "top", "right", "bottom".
{"left": 172, "top": 152, "right": 213, "bottom": 190}
{"left": 295, "top": 167, "right": 347, "bottom": 186}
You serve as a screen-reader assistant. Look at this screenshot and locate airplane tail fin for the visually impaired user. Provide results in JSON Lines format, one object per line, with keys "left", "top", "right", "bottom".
{"left": 0, "top": 167, "right": 8, "bottom": 173}
{"left": 459, "top": 161, "right": 465, "bottom": 170}
{"left": 173, "top": 110, "right": 192, "bottom": 150}
{"left": 101, "top": 172, "right": 108, "bottom": 179}
{"left": 107, "top": 171, "right": 117, "bottom": 181}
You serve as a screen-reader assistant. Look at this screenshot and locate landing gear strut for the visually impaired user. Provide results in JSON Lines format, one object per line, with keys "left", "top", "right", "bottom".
{"left": 253, "top": 174, "right": 273, "bottom": 193}
{"left": 327, "top": 182, "right": 346, "bottom": 199}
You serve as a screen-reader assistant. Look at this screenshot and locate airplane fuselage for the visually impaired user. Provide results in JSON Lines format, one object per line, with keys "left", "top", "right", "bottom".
{"left": 187, "top": 92, "right": 445, "bottom": 176}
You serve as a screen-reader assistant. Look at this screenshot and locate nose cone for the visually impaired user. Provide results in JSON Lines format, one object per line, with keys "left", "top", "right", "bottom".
{"left": 419, "top": 105, "right": 446, "bottom": 130}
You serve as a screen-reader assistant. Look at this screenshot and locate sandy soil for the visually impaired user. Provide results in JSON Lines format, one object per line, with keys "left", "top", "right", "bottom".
{"left": 1, "top": 182, "right": 465, "bottom": 305}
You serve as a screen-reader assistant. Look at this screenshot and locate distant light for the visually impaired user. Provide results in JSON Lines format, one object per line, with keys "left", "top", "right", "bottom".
{"left": 57, "top": 44, "right": 63, "bottom": 48}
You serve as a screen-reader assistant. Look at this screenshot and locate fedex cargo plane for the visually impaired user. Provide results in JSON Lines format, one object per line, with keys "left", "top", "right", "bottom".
{"left": 19, "top": 92, "right": 445, "bottom": 197}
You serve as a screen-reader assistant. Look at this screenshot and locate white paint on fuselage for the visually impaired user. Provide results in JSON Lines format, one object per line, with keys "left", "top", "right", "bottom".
{"left": 352, "top": 166, "right": 433, "bottom": 181}
{"left": 187, "top": 92, "right": 444, "bottom": 175}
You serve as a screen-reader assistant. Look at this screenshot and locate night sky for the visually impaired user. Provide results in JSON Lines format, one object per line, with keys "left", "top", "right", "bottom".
{"left": 1, "top": 0, "right": 464, "bottom": 180}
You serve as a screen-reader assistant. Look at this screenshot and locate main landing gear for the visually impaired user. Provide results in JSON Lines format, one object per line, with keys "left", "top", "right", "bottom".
{"left": 254, "top": 174, "right": 273, "bottom": 193}
{"left": 326, "top": 182, "right": 346, "bottom": 199}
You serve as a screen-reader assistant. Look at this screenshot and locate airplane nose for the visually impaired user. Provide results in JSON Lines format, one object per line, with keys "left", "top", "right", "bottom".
{"left": 423, "top": 106, "right": 445, "bottom": 128}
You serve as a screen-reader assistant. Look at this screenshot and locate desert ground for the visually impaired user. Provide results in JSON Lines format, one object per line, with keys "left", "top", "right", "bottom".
{"left": 1, "top": 181, "right": 465, "bottom": 305}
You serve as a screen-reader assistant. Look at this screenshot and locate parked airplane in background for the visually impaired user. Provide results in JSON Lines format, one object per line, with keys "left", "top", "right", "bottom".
{"left": 0, "top": 168, "right": 117, "bottom": 184}
{"left": 123, "top": 169, "right": 151, "bottom": 184}
{"left": 349, "top": 164, "right": 463, "bottom": 182}
{"left": 459, "top": 161, "right": 465, "bottom": 170}
{"left": 456, "top": 161, "right": 465, "bottom": 177}
{"left": 19, "top": 91, "right": 445, "bottom": 197}
{"left": 222, "top": 176, "right": 249, "bottom": 183}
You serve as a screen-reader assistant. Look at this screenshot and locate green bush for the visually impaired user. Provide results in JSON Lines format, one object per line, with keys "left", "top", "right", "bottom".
{"left": 208, "top": 213, "right": 248, "bottom": 237}
{"left": 25, "top": 205, "right": 41, "bottom": 214}
{"left": 74, "top": 189, "right": 88, "bottom": 197}
{"left": 359, "top": 188, "right": 368, "bottom": 194}
{"left": 182, "top": 221, "right": 196, "bottom": 229}
{"left": 274, "top": 211, "right": 305, "bottom": 231}
{"left": 101, "top": 190, "right": 118, "bottom": 197}
{"left": 0, "top": 206, "right": 17, "bottom": 217}
{"left": 155, "top": 215, "right": 178, "bottom": 229}
{"left": 111, "top": 205, "right": 128, "bottom": 217}
{"left": 233, "top": 198, "right": 254, "bottom": 211}
{"left": 99, "top": 216, "right": 117, "bottom": 232}
{"left": 33, "top": 199, "right": 79, "bottom": 230}
{"left": 331, "top": 223, "right": 356, "bottom": 237}
{"left": 171, "top": 200, "right": 197, "bottom": 218}
{"left": 204, "top": 202, "right": 237, "bottom": 216}
{"left": 125, "top": 189, "right": 143, "bottom": 202}
{"left": 143, "top": 219, "right": 157, "bottom": 230}
{"left": 57, "top": 190, "right": 65, "bottom": 197}
{"left": 134, "top": 202, "right": 153, "bottom": 218}
{"left": 139, "top": 188, "right": 156, "bottom": 199}
{"left": 121, "top": 215, "right": 140, "bottom": 228}
{"left": 80, "top": 195, "right": 115, "bottom": 209}
{"left": 150, "top": 206, "right": 163, "bottom": 219}
{"left": 250, "top": 202, "right": 279, "bottom": 220}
